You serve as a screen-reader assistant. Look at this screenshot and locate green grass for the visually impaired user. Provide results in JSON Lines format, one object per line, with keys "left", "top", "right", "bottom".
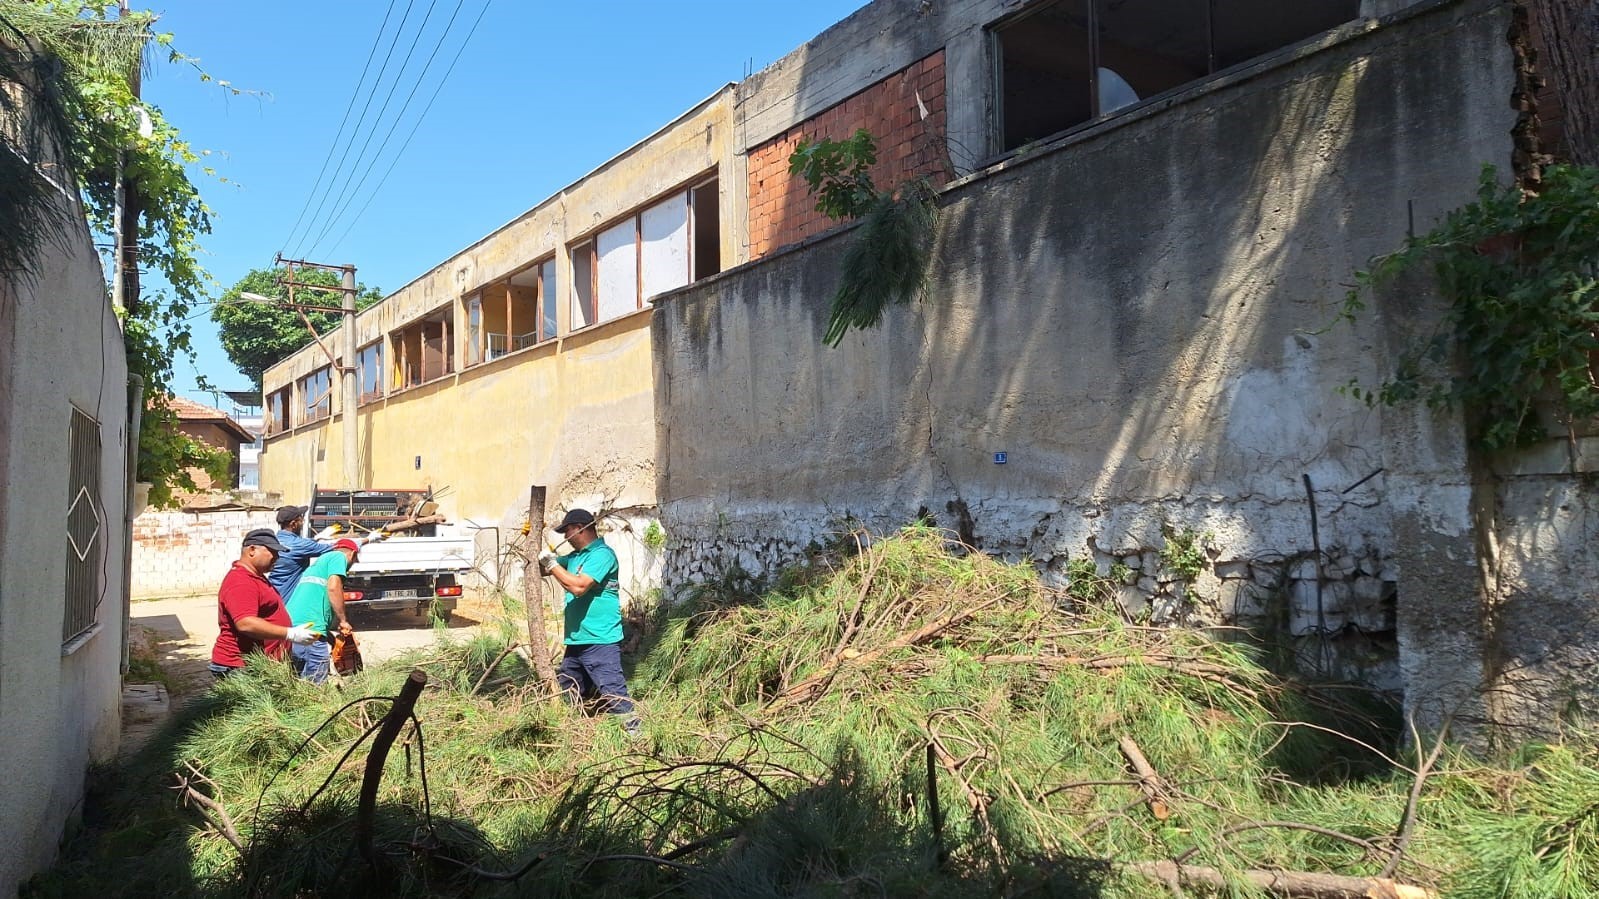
{"left": 25, "top": 526, "right": 1599, "bottom": 898}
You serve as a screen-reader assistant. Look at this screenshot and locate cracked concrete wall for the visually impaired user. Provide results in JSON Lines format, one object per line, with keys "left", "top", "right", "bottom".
{"left": 654, "top": 0, "right": 1514, "bottom": 714}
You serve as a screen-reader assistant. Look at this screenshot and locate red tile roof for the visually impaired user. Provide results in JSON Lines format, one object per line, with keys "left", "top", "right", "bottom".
{"left": 163, "top": 395, "right": 256, "bottom": 442}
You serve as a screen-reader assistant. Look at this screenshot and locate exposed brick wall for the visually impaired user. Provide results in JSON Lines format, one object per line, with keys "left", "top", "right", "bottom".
{"left": 746, "top": 51, "right": 948, "bottom": 259}
{"left": 131, "top": 509, "right": 275, "bottom": 599}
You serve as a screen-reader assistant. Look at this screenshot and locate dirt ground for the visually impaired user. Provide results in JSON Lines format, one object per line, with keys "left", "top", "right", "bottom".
{"left": 121, "top": 591, "right": 498, "bottom": 755}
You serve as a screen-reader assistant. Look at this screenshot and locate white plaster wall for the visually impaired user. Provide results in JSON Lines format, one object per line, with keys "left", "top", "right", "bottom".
{"left": 0, "top": 188, "right": 131, "bottom": 893}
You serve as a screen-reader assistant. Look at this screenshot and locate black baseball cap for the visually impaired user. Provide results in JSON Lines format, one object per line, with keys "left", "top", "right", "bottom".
{"left": 555, "top": 508, "right": 596, "bottom": 533}
{"left": 242, "top": 528, "right": 285, "bottom": 553}
{"left": 275, "top": 505, "right": 307, "bottom": 527}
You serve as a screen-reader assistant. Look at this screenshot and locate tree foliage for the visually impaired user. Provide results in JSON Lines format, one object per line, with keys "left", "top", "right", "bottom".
{"left": 213, "top": 267, "right": 383, "bottom": 387}
{"left": 788, "top": 129, "right": 940, "bottom": 348}
{"left": 1, "top": 0, "right": 240, "bottom": 506}
{"left": 1342, "top": 164, "right": 1599, "bottom": 453}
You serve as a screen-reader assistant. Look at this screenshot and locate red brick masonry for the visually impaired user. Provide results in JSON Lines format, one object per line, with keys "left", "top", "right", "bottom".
{"left": 746, "top": 50, "right": 949, "bottom": 259}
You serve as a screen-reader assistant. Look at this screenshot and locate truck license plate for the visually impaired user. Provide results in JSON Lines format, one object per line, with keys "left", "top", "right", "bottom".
{"left": 385, "top": 589, "right": 418, "bottom": 599}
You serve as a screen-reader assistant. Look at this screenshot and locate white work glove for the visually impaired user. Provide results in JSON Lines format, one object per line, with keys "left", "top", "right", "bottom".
{"left": 285, "top": 625, "right": 319, "bottom": 646}
{"left": 537, "top": 551, "right": 557, "bottom": 573}
{"left": 361, "top": 530, "right": 387, "bottom": 545}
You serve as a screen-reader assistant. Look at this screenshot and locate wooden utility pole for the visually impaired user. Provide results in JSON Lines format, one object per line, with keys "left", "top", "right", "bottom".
{"left": 523, "top": 485, "right": 558, "bottom": 692}
{"left": 111, "top": 0, "right": 144, "bottom": 314}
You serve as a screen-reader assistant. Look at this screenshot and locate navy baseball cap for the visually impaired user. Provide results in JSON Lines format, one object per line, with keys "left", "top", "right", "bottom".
{"left": 242, "top": 528, "right": 285, "bottom": 553}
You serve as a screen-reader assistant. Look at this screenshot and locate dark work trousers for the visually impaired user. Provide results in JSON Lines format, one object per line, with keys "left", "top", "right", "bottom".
{"left": 557, "top": 642, "right": 635, "bottom": 716}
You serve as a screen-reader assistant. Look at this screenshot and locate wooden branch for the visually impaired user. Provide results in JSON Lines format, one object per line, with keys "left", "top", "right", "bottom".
{"left": 378, "top": 514, "right": 446, "bottom": 534}
{"left": 358, "top": 670, "right": 427, "bottom": 878}
{"left": 1118, "top": 736, "right": 1172, "bottom": 821}
{"left": 1125, "top": 861, "right": 1437, "bottom": 898}
{"left": 929, "top": 732, "right": 1005, "bottom": 860}
{"left": 1380, "top": 716, "right": 1451, "bottom": 878}
{"left": 765, "top": 598, "right": 999, "bottom": 711}
{"left": 173, "top": 773, "right": 244, "bottom": 853}
{"left": 471, "top": 641, "right": 521, "bottom": 695}
{"left": 925, "top": 742, "right": 947, "bottom": 867}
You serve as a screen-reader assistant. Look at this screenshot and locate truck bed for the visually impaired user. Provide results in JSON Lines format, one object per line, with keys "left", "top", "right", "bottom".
{"left": 350, "top": 536, "right": 474, "bottom": 575}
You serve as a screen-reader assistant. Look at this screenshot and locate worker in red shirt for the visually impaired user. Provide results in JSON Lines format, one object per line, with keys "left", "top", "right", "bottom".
{"left": 210, "top": 528, "right": 319, "bottom": 678}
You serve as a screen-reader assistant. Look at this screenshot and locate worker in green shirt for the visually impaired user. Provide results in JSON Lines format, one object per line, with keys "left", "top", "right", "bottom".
{"left": 539, "top": 508, "right": 639, "bottom": 735}
{"left": 284, "top": 537, "right": 361, "bottom": 684}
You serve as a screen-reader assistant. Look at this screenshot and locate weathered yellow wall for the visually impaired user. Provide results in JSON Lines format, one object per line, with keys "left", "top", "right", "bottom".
{"left": 260, "top": 309, "right": 656, "bottom": 527}
{"left": 262, "top": 86, "right": 736, "bottom": 533}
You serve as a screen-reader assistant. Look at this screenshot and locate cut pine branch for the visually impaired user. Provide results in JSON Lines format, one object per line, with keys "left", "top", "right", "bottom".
{"left": 1125, "top": 860, "right": 1437, "bottom": 899}
{"left": 1118, "top": 736, "right": 1172, "bottom": 821}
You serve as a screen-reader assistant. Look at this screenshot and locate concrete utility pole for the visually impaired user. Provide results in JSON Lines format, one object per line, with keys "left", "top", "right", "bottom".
{"left": 276, "top": 255, "right": 362, "bottom": 488}
{"left": 341, "top": 264, "right": 358, "bottom": 489}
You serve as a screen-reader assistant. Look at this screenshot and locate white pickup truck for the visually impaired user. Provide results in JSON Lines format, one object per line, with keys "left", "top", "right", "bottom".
{"left": 303, "top": 489, "right": 474, "bottom": 621}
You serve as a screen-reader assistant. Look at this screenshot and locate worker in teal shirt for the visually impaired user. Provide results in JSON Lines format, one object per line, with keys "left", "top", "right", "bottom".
{"left": 539, "top": 508, "right": 638, "bottom": 735}
{"left": 285, "top": 538, "right": 361, "bottom": 684}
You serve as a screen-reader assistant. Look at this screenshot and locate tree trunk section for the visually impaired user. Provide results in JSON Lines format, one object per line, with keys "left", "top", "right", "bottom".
{"left": 1528, "top": 0, "right": 1599, "bottom": 166}
{"left": 523, "top": 486, "right": 558, "bottom": 693}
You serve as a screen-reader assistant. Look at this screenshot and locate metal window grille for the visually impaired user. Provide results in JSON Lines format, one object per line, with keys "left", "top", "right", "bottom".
{"left": 64, "top": 406, "right": 104, "bottom": 642}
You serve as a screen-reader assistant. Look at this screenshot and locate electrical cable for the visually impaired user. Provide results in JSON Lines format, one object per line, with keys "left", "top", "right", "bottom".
{"left": 286, "top": 0, "right": 421, "bottom": 258}
{"left": 322, "top": 0, "right": 494, "bottom": 257}
{"left": 277, "top": 0, "right": 401, "bottom": 257}
{"left": 300, "top": 0, "right": 447, "bottom": 256}
{"left": 305, "top": 0, "right": 477, "bottom": 257}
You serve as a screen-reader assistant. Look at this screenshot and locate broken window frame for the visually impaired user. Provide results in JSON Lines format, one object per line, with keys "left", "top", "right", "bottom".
{"left": 987, "top": 0, "right": 1360, "bottom": 156}
{"left": 356, "top": 340, "right": 384, "bottom": 404}
{"left": 264, "top": 386, "right": 291, "bottom": 435}
{"left": 389, "top": 305, "right": 455, "bottom": 392}
{"left": 297, "top": 366, "right": 333, "bottom": 425}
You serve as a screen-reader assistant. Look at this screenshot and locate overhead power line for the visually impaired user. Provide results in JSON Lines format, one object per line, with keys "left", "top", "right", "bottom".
{"left": 285, "top": 0, "right": 424, "bottom": 258}
{"left": 277, "top": 0, "right": 401, "bottom": 258}
{"left": 304, "top": 0, "right": 471, "bottom": 257}
{"left": 323, "top": 0, "right": 494, "bottom": 257}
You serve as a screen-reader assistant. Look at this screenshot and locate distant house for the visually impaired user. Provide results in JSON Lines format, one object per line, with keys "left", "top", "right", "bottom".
{"left": 167, "top": 396, "right": 256, "bottom": 490}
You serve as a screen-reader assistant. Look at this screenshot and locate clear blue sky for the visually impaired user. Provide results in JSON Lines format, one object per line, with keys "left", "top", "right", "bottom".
{"left": 143, "top": 0, "right": 864, "bottom": 405}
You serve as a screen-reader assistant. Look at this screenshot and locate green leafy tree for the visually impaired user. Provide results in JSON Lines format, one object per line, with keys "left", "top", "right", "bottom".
{"left": 2, "top": 0, "right": 241, "bottom": 506}
{"left": 213, "top": 267, "right": 383, "bottom": 387}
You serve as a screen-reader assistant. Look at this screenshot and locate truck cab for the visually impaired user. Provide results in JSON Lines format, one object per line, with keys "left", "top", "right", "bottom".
{"left": 304, "top": 489, "right": 474, "bottom": 620}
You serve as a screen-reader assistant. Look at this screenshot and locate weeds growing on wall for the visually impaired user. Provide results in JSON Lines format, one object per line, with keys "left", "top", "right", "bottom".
{"left": 1340, "top": 164, "right": 1599, "bottom": 452}
{"left": 26, "top": 527, "right": 1599, "bottom": 898}
{"left": 789, "top": 129, "right": 941, "bottom": 347}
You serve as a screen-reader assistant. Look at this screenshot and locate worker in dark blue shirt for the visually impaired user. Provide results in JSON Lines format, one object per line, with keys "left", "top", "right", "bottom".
{"left": 267, "top": 505, "right": 335, "bottom": 599}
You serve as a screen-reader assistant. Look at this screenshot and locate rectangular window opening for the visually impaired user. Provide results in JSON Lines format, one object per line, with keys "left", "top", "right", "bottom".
{"left": 571, "top": 242, "right": 596, "bottom": 330}
{"left": 265, "top": 387, "right": 291, "bottom": 435}
{"left": 992, "top": 0, "right": 1359, "bottom": 154}
{"left": 357, "top": 341, "right": 384, "bottom": 403}
{"left": 391, "top": 307, "right": 454, "bottom": 388}
{"left": 506, "top": 261, "right": 549, "bottom": 352}
{"left": 298, "top": 366, "right": 333, "bottom": 424}
{"left": 64, "top": 406, "right": 103, "bottom": 643}
{"left": 691, "top": 179, "right": 721, "bottom": 281}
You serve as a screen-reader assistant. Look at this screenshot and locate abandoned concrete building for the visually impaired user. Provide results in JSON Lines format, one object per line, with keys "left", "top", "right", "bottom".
{"left": 262, "top": 0, "right": 1597, "bottom": 734}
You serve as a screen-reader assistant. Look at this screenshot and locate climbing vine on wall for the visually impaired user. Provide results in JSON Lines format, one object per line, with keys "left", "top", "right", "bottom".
{"left": 1341, "top": 164, "right": 1599, "bottom": 453}
{"left": 2, "top": 0, "right": 234, "bottom": 506}
{"left": 789, "top": 129, "right": 940, "bottom": 347}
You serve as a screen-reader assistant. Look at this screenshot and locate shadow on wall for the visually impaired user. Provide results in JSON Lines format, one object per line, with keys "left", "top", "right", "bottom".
{"left": 653, "top": 1, "right": 1512, "bottom": 696}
